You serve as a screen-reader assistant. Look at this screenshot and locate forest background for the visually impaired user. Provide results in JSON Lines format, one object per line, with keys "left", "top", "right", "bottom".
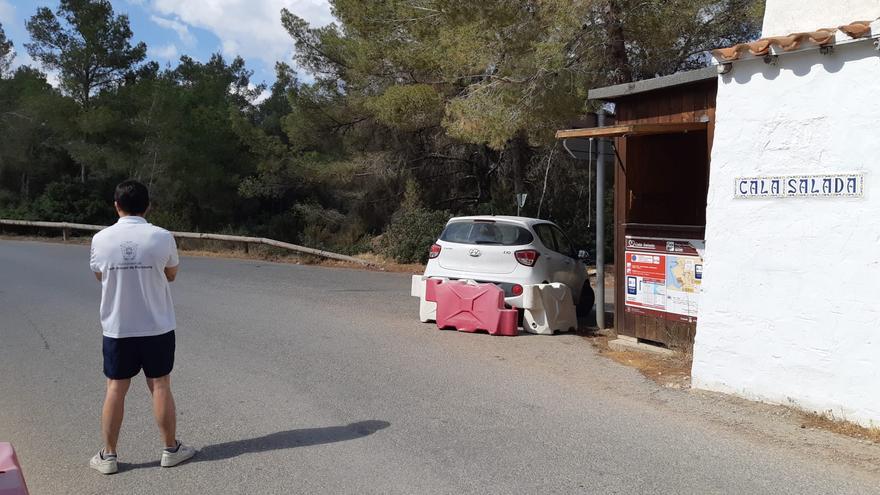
{"left": 0, "top": 0, "right": 763, "bottom": 263}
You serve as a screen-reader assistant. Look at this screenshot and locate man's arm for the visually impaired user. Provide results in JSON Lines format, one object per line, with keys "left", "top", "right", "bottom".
{"left": 164, "top": 232, "right": 180, "bottom": 282}
{"left": 90, "top": 242, "right": 102, "bottom": 282}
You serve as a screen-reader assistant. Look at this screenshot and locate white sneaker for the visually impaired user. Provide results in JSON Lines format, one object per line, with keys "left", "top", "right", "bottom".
{"left": 160, "top": 441, "right": 196, "bottom": 467}
{"left": 90, "top": 450, "right": 118, "bottom": 475}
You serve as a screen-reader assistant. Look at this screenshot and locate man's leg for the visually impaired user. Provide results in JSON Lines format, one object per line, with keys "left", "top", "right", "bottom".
{"left": 102, "top": 378, "right": 131, "bottom": 455}
{"left": 143, "top": 330, "right": 193, "bottom": 467}
{"left": 147, "top": 375, "right": 176, "bottom": 448}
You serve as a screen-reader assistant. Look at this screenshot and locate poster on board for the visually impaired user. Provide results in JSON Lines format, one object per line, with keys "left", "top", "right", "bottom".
{"left": 624, "top": 252, "right": 666, "bottom": 311}
{"left": 624, "top": 237, "right": 703, "bottom": 323}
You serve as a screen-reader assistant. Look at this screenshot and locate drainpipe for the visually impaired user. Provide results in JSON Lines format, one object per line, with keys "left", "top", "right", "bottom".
{"left": 595, "top": 111, "right": 608, "bottom": 330}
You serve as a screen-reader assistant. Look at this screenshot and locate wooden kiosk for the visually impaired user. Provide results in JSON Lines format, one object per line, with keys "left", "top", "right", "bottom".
{"left": 558, "top": 67, "right": 717, "bottom": 347}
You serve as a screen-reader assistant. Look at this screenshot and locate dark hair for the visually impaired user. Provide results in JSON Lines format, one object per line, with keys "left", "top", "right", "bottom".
{"left": 114, "top": 180, "right": 150, "bottom": 215}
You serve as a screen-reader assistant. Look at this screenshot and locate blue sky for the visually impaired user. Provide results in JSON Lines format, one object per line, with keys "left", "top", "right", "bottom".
{"left": 0, "top": 0, "right": 334, "bottom": 90}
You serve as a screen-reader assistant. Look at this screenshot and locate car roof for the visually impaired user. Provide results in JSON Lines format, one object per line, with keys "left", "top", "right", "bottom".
{"left": 446, "top": 215, "right": 556, "bottom": 228}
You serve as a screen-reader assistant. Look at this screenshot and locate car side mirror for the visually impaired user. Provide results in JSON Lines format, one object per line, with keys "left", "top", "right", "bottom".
{"left": 577, "top": 249, "right": 589, "bottom": 261}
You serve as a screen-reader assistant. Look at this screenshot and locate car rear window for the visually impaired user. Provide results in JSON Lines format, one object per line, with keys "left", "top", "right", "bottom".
{"left": 535, "top": 223, "right": 575, "bottom": 257}
{"left": 440, "top": 221, "right": 534, "bottom": 246}
{"left": 533, "top": 224, "right": 557, "bottom": 250}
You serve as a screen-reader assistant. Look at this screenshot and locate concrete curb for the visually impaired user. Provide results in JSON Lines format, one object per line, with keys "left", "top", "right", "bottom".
{"left": 608, "top": 338, "right": 675, "bottom": 356}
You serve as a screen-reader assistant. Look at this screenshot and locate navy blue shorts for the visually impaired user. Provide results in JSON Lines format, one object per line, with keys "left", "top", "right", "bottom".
{"left": 102, "top": 330, "right": 175, "bottom": 379}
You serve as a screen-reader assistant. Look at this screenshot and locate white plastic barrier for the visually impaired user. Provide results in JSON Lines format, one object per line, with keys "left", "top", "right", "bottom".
{"left": 413, "top": 277, "right": 578, "bottom": 335}
{"left": 521, "top": 283, "right": 578, "bottom": 335}
{"left": 411, "top": 275, "right": 439, "bottom": 322}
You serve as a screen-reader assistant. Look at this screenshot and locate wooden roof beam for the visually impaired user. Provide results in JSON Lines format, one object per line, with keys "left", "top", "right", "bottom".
{"left": 555, "top": 122, "right": 708, "bottom": 139}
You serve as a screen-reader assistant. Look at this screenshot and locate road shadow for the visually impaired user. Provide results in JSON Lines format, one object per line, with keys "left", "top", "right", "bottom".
{"left": 120, "top": 420, "right": 390, "bottom": 471}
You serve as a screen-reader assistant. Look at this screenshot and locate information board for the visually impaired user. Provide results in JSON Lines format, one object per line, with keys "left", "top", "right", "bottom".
{"left": 624, "top": 237, "right": 704, "bottom": 323}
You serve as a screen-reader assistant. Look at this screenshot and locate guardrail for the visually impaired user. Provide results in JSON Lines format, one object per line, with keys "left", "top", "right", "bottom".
{"left": 0, "top": 218, "right": 375, "bottom": 267}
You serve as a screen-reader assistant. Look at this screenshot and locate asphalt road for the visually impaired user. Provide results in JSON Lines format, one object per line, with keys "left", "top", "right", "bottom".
{"left": 1, "top": 240, "right": 879, "bottom": 494}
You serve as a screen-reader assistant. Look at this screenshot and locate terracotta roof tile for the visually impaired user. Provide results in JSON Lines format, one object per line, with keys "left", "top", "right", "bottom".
{"left": 839, "top": 20, "right": 873, "bottom": 38}
{"left": 748, "top": 39, "right": 772, "bottom": 56}
{"left": 715, "top": 44, "right": 751, "bottom": 61}
{"left": 713, "top": 20, "right": 875, "bottom": 61}
{"left": 808, "top": 29, "right": 836, "bottom": 44}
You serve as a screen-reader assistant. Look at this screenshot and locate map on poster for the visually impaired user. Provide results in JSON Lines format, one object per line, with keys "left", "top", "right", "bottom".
{"left": 624, "top": 237, "right": 704, "bottom": 322}
{"left": 665, "top": 254, "right": 701, "bottom": 318}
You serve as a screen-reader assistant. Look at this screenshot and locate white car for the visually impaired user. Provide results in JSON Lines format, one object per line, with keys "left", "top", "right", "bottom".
{"left": 423, "top": 216, "right": 595, "bottom": 315}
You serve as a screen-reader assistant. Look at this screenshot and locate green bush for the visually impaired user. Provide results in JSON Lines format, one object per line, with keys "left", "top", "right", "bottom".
{"left": 257, "top": 210, "right": 302, "bottom": 243}
{"left": 31, "top": 181, "right": 111, "bottom": 224}
{"left": 381, "top": 207, "right": 450, "bottom": 264}
{"left": 294, "top": 202, "right": 345, "bottom": 249}
{"left": 148, "top": 208, "right": 193, "bottom": 232}
{"left": 0, "top": 193, "right": 34, "bottom": 221}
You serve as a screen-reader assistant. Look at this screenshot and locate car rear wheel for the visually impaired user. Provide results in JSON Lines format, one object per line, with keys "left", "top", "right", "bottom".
{"left": 576, "top": 281, "right": 596, "bottom": 317}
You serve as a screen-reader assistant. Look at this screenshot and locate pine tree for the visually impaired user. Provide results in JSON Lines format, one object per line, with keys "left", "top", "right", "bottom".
{"left": 0, "top": 22, "right": 13, "bottom": 78}
{"left": 26, "top": 0, "right": 147, "bottom": 106}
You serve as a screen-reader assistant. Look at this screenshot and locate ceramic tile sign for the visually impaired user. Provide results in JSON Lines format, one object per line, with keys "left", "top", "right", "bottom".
{"left": 624, "top": 238, "right": 704, "bottom": 323}
{"left": 734, "top": 173, "right": 864, "bottom": 198}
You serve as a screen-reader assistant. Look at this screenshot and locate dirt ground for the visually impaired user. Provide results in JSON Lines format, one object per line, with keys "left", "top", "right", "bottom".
{"left": 581, "top": 331, "right": 693, "bottom": 389}
{"left": 577, "top": 328, "right": 880, "bottom": 448}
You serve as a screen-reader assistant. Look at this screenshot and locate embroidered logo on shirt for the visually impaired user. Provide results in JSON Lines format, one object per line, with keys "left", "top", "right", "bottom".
{"left": 120, "top": 241, "right": 139, "bottom": 261}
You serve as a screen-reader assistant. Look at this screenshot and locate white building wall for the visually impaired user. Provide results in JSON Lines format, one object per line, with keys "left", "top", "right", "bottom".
{"left": 692, "top": 40, "right": 880, "bottom": 427}
{"left": 762, "top": 0, "right": 880, "bottom": 37}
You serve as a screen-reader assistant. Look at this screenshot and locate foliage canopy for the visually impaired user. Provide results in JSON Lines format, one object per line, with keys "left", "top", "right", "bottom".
{"left": 1, "top": 0, "right": 763, "bottom": 262}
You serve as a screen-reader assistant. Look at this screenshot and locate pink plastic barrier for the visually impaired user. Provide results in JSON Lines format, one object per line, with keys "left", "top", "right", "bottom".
{"left": 0, "top": 443, "right": 28, "bottom": 495}
{"left": 425, "top": 279, "right": 518, "bottom": 336}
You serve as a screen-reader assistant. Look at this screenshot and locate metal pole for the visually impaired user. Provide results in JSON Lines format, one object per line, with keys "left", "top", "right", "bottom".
{"left": 595, "top": 111, "right": 607, "bottom": 329}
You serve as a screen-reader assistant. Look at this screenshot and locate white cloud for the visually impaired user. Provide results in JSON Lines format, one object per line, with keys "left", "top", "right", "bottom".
{"left": 45, "top": 70, "right": 61, "bottom": 88}
{"left": 249, "top": 83, "right": 270, "bottom": 104}
{"left": 12, "top": 48, "right": 30, "bottom": 66}
{"left": 221, "top": 39, "right": 239, "bottom": 57}
{"left": 150, "top": 14, "right": 196, "bottom": 47}
{"left": 0, "top": 0, "right": 14, "bottom": 25}
{"left": 146, "top": 0, "right": 334, "bottom": 68}
{"left": 149, "top": 42, "right": 179, "bottom": 60}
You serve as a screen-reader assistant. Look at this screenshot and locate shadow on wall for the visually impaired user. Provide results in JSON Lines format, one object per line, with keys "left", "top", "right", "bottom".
{"left": 121, "top": 420, "right": 391, "bottom": 470}
{"left": 726, "top": 39, "right": 879, "bottom": 84}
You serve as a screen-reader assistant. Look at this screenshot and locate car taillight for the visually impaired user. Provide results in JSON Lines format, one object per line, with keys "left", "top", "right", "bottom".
{"left": 429, "top": 244, "right": 442, "bottom": 259}
{"left": 511, "top": 284, "right": 523, "bottom": 296}
{"left": 514, "top": 249, "right": 539, "bottom": 267}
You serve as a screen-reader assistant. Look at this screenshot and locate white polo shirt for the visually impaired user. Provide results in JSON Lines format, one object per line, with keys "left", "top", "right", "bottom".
{"left": 89, "top": 216, "right": 179, "bottom": 338}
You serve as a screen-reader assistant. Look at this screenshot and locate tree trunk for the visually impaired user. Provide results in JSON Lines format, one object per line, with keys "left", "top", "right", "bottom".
{"left": 80, "top": 73, "right": 92, "bottom": 183}
{"left": 603, "top": 1, "right": 633, "bottom": 84}
{"left": 476, "top": 145, "right": 495, "bottom": 204}
{"left": 509, "top": 131, "right": 529, "bottom": 214}
{"left": 20, "top": 171, "right": 28, "bottom": 201}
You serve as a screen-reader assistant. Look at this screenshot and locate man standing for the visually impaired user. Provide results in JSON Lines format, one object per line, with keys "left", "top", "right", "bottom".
{"left": 88, "top": 180, "right": 195, "bottom": 474}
